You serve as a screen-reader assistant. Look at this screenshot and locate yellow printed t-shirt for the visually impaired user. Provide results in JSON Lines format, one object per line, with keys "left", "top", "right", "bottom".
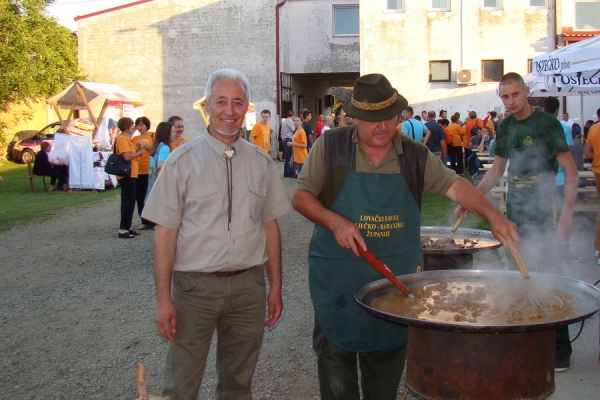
{"left": 292, "top": 128, "right": 308, "bottom": 164}
{"left": 250, "top": 122, "right": 272, "bottom": 153}
{"left": 169, "top": 136, "right": 186, "bottom": 151}
{"left": 485, "top": 119, "right": 495, "bottom": 134}
{"left": 131, "top": 132, "right": 153, "bottom": 175}
{"left": 114, "top": 135, "right": 138, "bottom": 179}
{"left": 587, "top": 123, "right": 600, "bottom": 174}
{"left": 448, "top": 123, "right": 463, "bottom": 147}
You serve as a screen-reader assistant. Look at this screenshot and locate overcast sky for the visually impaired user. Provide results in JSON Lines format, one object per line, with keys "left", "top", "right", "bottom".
{"left": 47, "top": 0, "right": 135, "bottom": 31}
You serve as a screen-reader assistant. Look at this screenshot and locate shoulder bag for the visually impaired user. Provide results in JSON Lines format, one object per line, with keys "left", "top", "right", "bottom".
{"left": 104, "top": 143, "right": 131, "bottom": 176}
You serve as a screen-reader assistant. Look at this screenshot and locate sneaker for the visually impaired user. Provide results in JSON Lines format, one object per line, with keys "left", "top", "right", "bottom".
{"left": 597, "top": 257, "right": 600, "bottom": 265}
{"left": 595, "top": 250, "right": 599, "bottom": 257}
{"left": 137, "top": 224, "right": 153, "bottom": 230}
{"left": 554, "top": 355, "right": 570, "bottom": 372}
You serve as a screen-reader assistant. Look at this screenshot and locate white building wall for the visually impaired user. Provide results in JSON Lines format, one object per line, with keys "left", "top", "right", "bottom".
{"left": 77, "top": 0, "right": 278, "bottom": 138}
{"left": 558, "top": 0, "right": 600, "bottom": 123}
{"left": 280, "top": 0, "right": 359, "bottom": 74}
{"left": 360, "top": 0, "right": 555, "bottom": 118}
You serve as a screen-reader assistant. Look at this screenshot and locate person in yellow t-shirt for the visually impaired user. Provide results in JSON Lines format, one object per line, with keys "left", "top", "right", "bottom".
{"left": 168, "top": 115, "right": 187, "bottom": 150}
{"left": 131, "top": 116, "right": 155, "bottom": 230}
{"left": 287, "top": 116, "right": 308, "bottom": 174}
{"left": 114, "top": 117, "right": 146, "bottom": 239}
{"left": 584, "top": 108, "right": 600, "bottom": 263}
{"left": 448, "top": 114, "right": 464, "bottom": 175}
{"left": 250, "top": 110, "right": 273, "bottom": 153}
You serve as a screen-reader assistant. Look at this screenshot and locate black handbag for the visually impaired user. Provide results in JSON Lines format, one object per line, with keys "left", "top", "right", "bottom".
{"left": 104, "top": 152, "right": 131, "bottom": 176}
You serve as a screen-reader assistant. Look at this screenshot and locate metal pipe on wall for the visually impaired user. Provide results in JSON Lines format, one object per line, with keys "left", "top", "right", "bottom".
{"left": 275, "top": 0, "right": 290, "bottom": 117}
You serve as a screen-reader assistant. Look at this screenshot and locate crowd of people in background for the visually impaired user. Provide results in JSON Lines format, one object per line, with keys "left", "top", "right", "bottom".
{"left": 23, "top": 94, "right": 596, "bottom": 241}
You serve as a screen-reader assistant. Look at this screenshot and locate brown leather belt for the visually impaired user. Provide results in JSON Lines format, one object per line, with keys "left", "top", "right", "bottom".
{"left": 207, "top": 266, "right": 257, "bottom": 278}
{"left": 177, "top": 266, "right": 259, "bottom": 278}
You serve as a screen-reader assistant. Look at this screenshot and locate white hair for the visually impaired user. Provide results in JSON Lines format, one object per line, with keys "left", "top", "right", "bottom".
{"left": 205, "top": 68, "right": 250, "bottom": 104}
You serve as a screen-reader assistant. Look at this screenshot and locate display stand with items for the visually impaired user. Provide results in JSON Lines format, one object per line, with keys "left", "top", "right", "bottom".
{"left": 45, "top": 81, "right": 145, "bottom": 192}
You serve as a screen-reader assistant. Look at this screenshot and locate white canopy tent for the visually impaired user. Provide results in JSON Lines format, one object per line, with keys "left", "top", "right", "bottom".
{"left": 530, "top": 36, "right": 600, "bottom": 123}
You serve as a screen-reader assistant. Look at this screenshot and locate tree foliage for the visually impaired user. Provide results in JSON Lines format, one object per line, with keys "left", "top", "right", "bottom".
{"left": 0, "top": 0, "right": 83, "bottom": 113}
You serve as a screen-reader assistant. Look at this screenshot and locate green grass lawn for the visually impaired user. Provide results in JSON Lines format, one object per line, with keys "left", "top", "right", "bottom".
{"left": 421, "top": 192, "right": 490, "bottom": 231}
{"left": 0, "top": 162, "right": 119, "bottom": 232}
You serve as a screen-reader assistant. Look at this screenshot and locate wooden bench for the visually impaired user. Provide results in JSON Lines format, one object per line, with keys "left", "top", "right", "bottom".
{"left": 26, "top": 161, "right": 48, "bottom": 193}
{"left": 574, "top": 200, "right": 600, "bottom": 213}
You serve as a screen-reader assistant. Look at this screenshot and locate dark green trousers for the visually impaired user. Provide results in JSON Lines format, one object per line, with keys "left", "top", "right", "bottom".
{"left": 313, "top": 320, "right": 407, "bottom": 400}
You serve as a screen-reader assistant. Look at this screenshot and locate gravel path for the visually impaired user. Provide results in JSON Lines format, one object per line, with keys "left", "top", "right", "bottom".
{"left": 0, "top": 168, "right": 322, "bottom": 399}
{"left": 1, "top": 162, "right": 595, "bottom": 399}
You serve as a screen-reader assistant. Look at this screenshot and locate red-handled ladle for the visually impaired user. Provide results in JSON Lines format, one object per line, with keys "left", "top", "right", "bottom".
{"left": 354, "top": 239, "right": 415, "bottom": 299}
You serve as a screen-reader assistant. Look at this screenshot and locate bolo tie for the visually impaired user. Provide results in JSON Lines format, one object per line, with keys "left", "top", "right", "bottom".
{"left": 222, "top": 146, "right": 235, "bottom": 238}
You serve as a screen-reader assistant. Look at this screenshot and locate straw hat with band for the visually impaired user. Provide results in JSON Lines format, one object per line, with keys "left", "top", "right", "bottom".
{"left": 343, "top": 74, "right": 408, "bottom": 122}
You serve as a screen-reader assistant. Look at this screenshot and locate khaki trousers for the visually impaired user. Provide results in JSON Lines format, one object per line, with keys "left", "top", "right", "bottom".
{"left": 163, "top": 266, "right": 266, "bottom": 400}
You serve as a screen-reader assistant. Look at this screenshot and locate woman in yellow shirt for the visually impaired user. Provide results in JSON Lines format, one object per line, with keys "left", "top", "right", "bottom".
{"left": 287, "top": 116, "right": 308, "bottom": 174}
{"left": 131, "top": 117, "right": 154, "bottom": 230}
{"left": 167, "top": 115, "right": 187, "bottom": 150}
{"left": 114, "top": 117, "right": 146, "bottom": 238}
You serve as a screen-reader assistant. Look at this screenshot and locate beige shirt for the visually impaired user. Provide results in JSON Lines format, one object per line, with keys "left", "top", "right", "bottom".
{"left": 295, "top": 129, "right": 458, "bottom": 197}
{"left": 142, "top": 132, "right": 290, "bottom": 273}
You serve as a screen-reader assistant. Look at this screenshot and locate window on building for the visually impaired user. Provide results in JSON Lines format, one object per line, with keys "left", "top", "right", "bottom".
{"left": 482, "top": 0, "right": 502, "bottom": 9}
{"left": 387, "top": 0, "right": 405, "bottom": 11}
{"left": 575, "top": 1, "right": 600, "bottom": 30}
{"left": 528, "top": 0, "right": 547, "bottom": 7}
{"left": 482, "top": 60, "right": 504, "bottom": 82}
{"left": 334, "top": 6, "right": 359, "bottom": 36}
{"left": 527, "top": 59, "right": 533, "bottom": 74}
{"left": 430, "top": 0, "right": 451, "bottom": 11}
{"left": 429, "top": 60, "right": 451, "bottom": 82}
{"left": 281, "top": 73, "right": 292, "bottom": 103}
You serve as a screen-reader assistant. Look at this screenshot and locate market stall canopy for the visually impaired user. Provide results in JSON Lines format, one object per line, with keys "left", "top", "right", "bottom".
{"left": 46, "top": 81, "right": 144, "bottom": 137}
{"left": 47, "top": 81, "right": 144, "bottom": 110}
{"left": 193, "top": 97, "right": 255, "bottom": 126}
{"left": 524, "top": 73, "right": 600, "bottom": 97}
{"left": 532, "top": 36, "right": 600, "bottom": 91}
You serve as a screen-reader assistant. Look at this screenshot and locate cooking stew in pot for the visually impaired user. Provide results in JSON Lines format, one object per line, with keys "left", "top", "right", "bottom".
{"left": 371, "top": 281, "right": 578, "bottom": 325}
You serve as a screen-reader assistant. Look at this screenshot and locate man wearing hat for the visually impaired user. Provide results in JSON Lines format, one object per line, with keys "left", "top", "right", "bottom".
{"left": 291, "top": 73, "right": 520, "bottom": 400}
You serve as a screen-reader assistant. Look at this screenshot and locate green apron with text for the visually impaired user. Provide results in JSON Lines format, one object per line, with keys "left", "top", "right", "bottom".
{"left": 506, "top": 130, "right": 561, "bottom": 231}
{"left": 308, "top": 144, "right": 423, "bottom": 352}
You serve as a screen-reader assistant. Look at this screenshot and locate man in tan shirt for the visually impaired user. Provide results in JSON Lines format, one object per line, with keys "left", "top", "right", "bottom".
{"left": 143, "top": 69, "right": 289, "bottom": 400}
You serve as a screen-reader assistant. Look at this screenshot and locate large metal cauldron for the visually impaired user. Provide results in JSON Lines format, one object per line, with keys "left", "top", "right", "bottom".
{"left": 421, "top": 226, "right": 501, "bottom": 271}
{"left": 355, "top": 270, "right": 600, "bottom": 400}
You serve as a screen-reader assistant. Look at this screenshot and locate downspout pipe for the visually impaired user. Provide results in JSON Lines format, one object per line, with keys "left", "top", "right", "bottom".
{"left": 460, "top": 0, "right": 464, "bottom": 69}
{"left": 276, "top": 0, "right": 289, "bottom": 117}
{"left": 553, "top": 0, "right": 558, "bottom": 50}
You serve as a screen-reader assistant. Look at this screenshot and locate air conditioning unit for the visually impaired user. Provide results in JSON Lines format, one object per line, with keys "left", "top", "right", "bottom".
{"left": 457, "top": 69, "right": 478, "bottom": 85}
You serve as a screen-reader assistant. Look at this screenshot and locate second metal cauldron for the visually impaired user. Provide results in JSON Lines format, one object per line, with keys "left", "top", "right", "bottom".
{"left": 421, "top": 226, "right": 501, "bottom": 271}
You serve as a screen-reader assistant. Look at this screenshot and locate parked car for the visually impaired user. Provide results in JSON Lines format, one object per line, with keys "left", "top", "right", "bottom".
{"left": 10, "top": 122, "right": 65, "bottom": 164}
